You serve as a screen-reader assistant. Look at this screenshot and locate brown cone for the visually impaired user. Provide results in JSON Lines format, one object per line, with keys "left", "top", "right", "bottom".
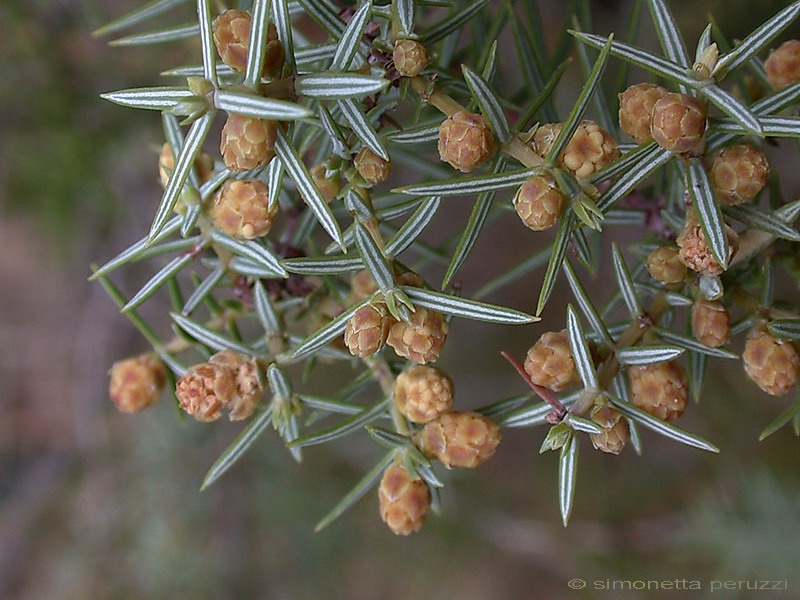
{"left": 176, "top": 363, "right": 236, "bottom": 422}
{"left": 589, "top": 406, "right": 629, "bottom": 455}
{"left": 220, "top": 114, "right": 277, "bottom": 172}
{"left": 691, "top": 297, "right": 730, "bottom": 348}
{"left": 176, "top": 350, "right": 262, "bottom": 422}
{"left": 109, "top": 354, "right": 166, "bottom": 414}
{"left": 438, "top": 111, "right": 495, "bottom": 172}
{"left": 354, "top": 148, "right": 391, "bottom": 185}
{"left": 344, "top": 304, "right": 391, "bottom": 357}
{"left": 158, "top": 143, "right": 213, "bottom": 189}
{"left": 212, "top": 10, "right": 283, "bottom": 75}
{"left": 350, "top": 269, "right": 379, "bottom": 303}
{"left": 419, "top": 411, "right": 501, "bottom": 468}
{"left": 650, "top": 93, "right": 706, "bottom": 153}
{"left": 530, "top": 121, "right": 619, "bottom": 179}
{"left": 677, "top": 212, "right": 738, "bottom": 277}
{"left": 523, "top": 329, "right": 581, "bottom": 392}
{"left": 743, "top": 329, "right": 799, "bottom": 396}
{"left": 514, "top": 174, "right": 565, "bottom": 231}
{"left": 386, "top": 307, "right": 448, "bottom": 364}
{"left": 310, "top": 164, "right": 341, "bottom": 203}
{"left": 393, "top": 40, "right": 429, "bottom": 77}
{"left": 709, "top": 144, "right": 769, "bottom": 206}
{"left": 210, "top": 179, "right": 278, "bottom": 240}
{"left": 629, "top": 361, "right": 688, "bottom": 422}
{"left": 646, "top": 246, "right": 688, "bottom": 284}
{"left": 765, "top": 40, "right": 800, "bottom": 90}
{"left": 378, "top": 464, "right": 430, "bottom": 535}
{"left": 394, "top": 365, "right": 454, "bottom": 424}
{"left": 618, "top": 82, "right": 668, "bottom": 144}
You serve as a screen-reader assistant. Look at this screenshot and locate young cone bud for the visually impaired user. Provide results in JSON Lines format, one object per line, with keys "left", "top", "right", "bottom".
{"left": 220, "top": 114, "right": 277, "bottom": 172}
{"left": 306, "top": 296, "right": 348, "bottom": 353}
{"left": 419, "top": 411, "right": 501, "bottom": 468}
{"left": 523, "top": 329, "right": 581, "bottom": 392}
{"left": 529, "top": 122, "right": 561, "bottom": 158}
{"left": 176, "top": 350, "right": 262, "bottom": 422}
{"left": 350, "top": 267, "right": 423, "bottom": 307}
{"left": 393, "top": 40, "right": 429, "bottom": 77}
{"left": 395, "top": 270, "right": 425, "bottom": 288}
{"left": 709, "top": 144, "right": 769, "bottom": 205}
{"left": 158, "top": 143, "right": 213, "bottom": 189}
{"left": 693, "top": 43, "right": 719, "bottom": 79}
{"left": 354, "top": 148, "right": 391, "bottom": 185}
{"left": 212, "top": 10, "right": 283, "bottom": 75}
{"left": 765, "top": 39, "right": 800, "bottom": 90}
{"left": 309, "top": 164, "right": 341, "bottom": 203}
{"left": 394, "top": 365, "right": 454, "bottom": 424}
{"left": 618, "top": 83, "right": 668, "bottom": 144}
{"left": 646, "top": 246, "right": 688, "bottom": 284}
{"left": 530, "top": 121, "right": 619, "bottom": 179}
{"left": 691, "top": 298, "right": 731, "bottom": 348}
{"left": 438, "top": 110, "right": 495, "bottom": 172}
{"left": 677, "top": 212, "right": 738, "bottom": 276}
{"left": 589, "top": 406, "right": 629, "bottom": 455}
{"left": 650, "top": 92, "right": 706, "bottom": 153}
{"left": 513, "top": 173, "right": 565, "bottom": 231}
{"left": 109, "top": 354, "right": 166, "bottom": 413}
{"left": 350, "top": 269, "right": 378, "bottom": 303}
{"left": 386, "top": 307, "right": 448, "bottom": 364}
{"left": 344, "top": 303, "right": 391, "bottom": 357}
{"left": 378, "top": 464, "right": 430, "bottom": 535}
{"left": 629, "top": 361, "right": 688, "bottom": 422}
{"left": 743, "top": 329, "right": 800, "bottom": 396}
{"left": 210, "top": 179, "right": 278, "bottom": 239}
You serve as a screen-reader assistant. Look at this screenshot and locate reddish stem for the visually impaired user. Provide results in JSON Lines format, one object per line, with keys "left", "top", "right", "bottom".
{"left": 501, "top": 351, "right": 566, "bottom": 423}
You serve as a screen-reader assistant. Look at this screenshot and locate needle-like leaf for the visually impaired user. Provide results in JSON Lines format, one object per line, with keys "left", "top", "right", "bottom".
{"left": 94, "top": 0, "right": 191, "bottom": 37}
{"left": 546, "top": 34, "right": 613, "bottom": 166}
{"left": 401, "top": 287, "right": 539, "bottom": 324}
{"left": 275, "top": 129, "right": 344, "bottom": 248}
{"left": 558, "top": 433, "right": 579, "bottom": 526}
{"left": 714, "top": 1, "right": 800, "bottom": 77}
{"left": 330, "top": 1, "right": 372, "bottom": 70}
{"left": 687, "top": 158, "right": 729, "bottom": 268}
{"left": 201, "top": 406, "right": 275, "bottom": 490}
{"left": 566, "top": 305, "right": 599, "bottom": 389}
{"left": 609, "top": 397, "right": 719, "bottom": 452}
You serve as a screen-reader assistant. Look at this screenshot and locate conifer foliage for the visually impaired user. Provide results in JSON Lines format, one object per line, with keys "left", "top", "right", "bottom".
{"left": 97, "top": 0, "right": 800, "bottom": 532}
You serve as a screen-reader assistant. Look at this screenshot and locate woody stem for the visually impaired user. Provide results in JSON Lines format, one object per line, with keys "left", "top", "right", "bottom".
{"left": 362, "top": 354, "right": 409, "bottom": 436}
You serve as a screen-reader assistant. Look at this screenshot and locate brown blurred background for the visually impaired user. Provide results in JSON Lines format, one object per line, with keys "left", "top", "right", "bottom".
{"left": 1, "top": 0, "right": 799, "bottom": 598}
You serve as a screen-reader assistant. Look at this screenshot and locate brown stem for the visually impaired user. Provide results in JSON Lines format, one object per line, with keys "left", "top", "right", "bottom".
{"left": 502, "top": 136, "right": 546, "bottom": 168}
{"left": 730, "top": 288, "right": 797, "bottom": 320}
{"left": 352, "top": 187, "right": 387, "bottom": 251}
{"left": 409, "top": 76, "right": 464, "bottom": 116}
{"left": 362, "top": 354, "right": 409, "bottom": 435}
{"left": 259, "top": 77, "right": 298, "bottom": 101}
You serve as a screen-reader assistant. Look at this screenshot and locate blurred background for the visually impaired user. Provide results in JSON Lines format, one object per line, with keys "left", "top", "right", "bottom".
{"left": 1, "top": 0, "right": 799, "bottom": 598}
